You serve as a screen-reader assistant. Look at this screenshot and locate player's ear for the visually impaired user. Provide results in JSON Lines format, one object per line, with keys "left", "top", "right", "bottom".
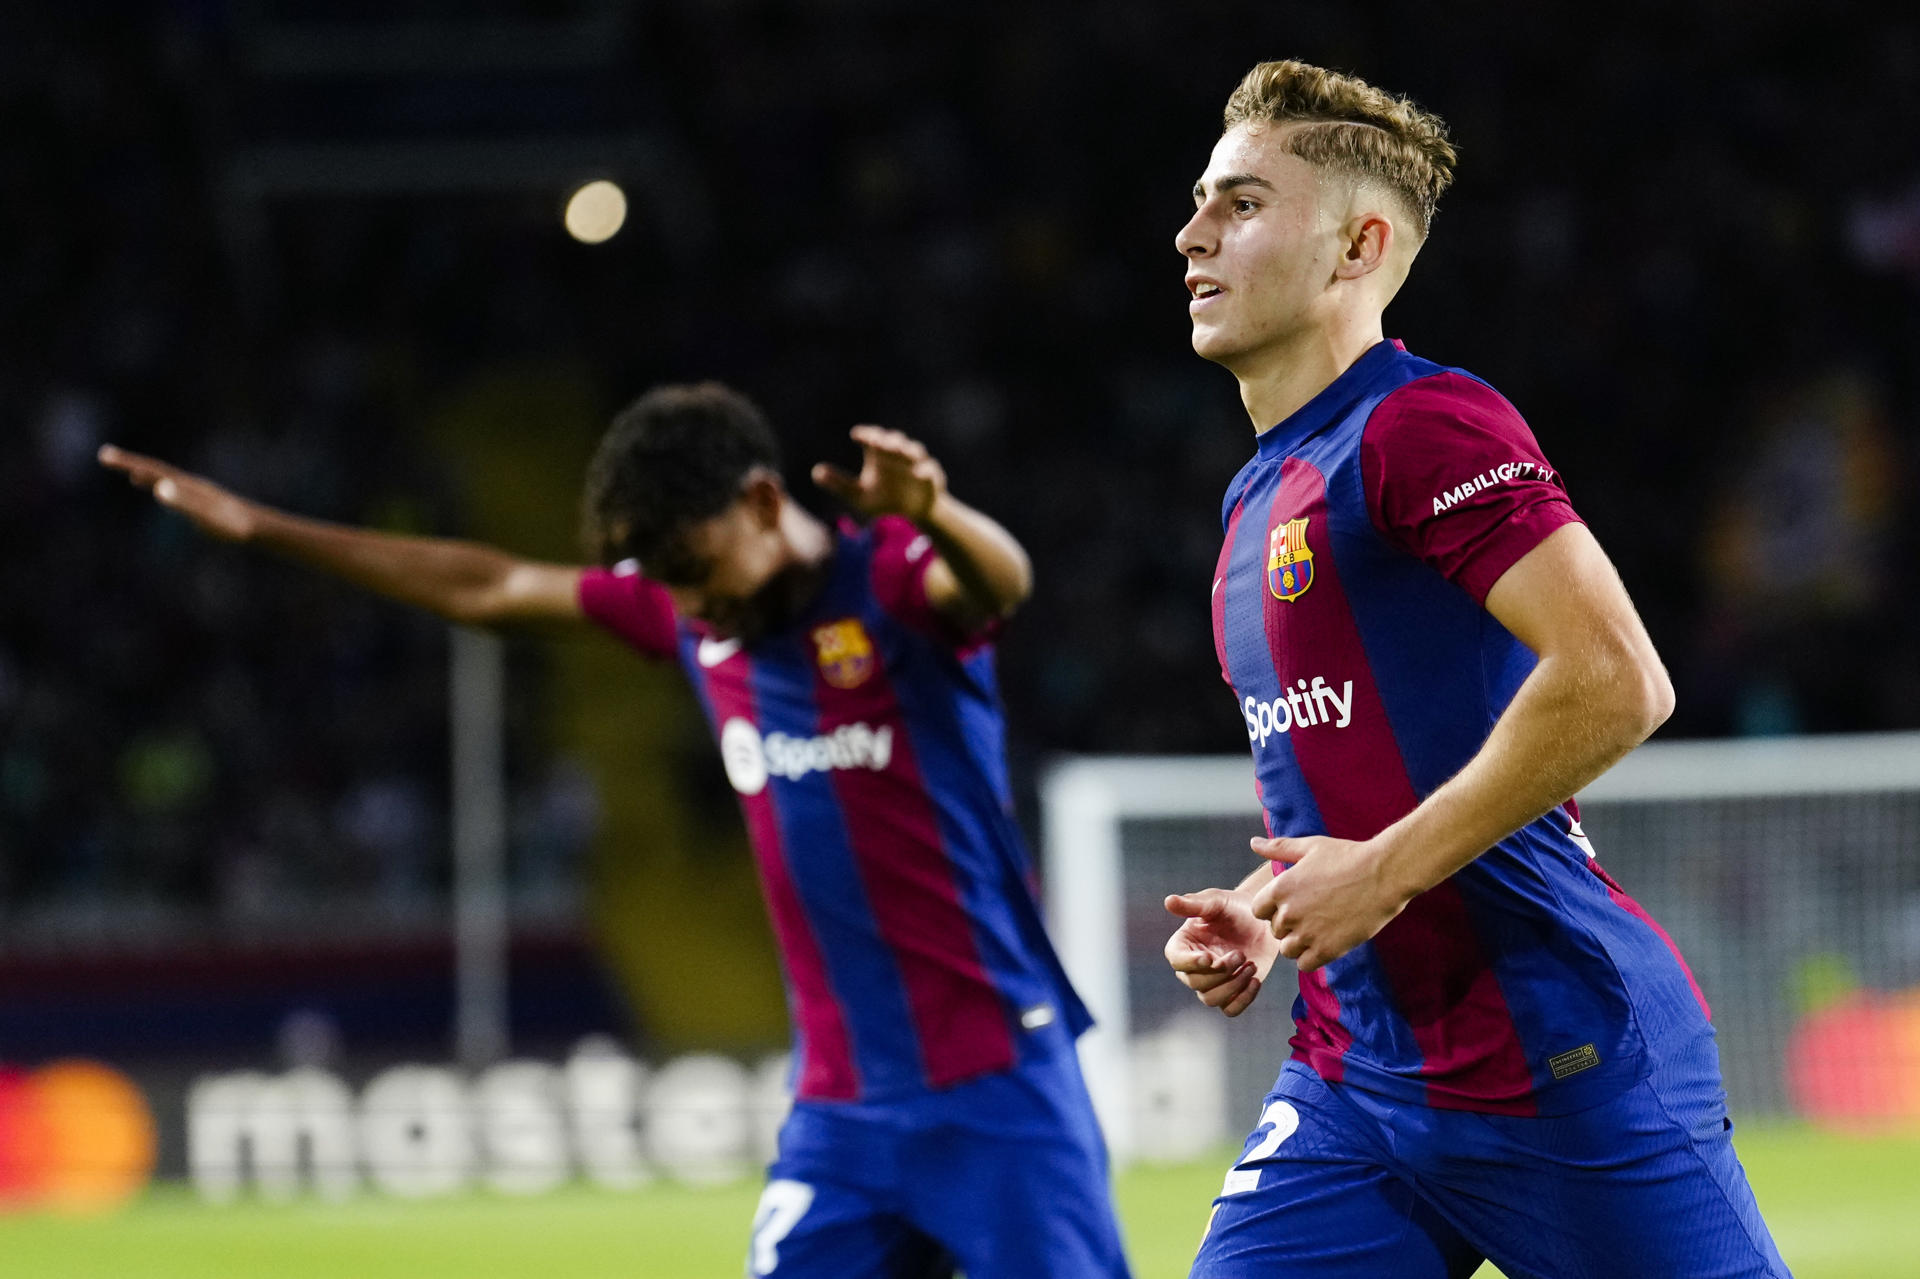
{"left": 1335, "top": 210, "right": 1393, "bottom": 279}
{"left": 741, "top": 470, "right": 785, "bottom": 530}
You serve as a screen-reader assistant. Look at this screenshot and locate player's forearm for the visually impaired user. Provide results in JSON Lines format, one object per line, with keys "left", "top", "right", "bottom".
{"left": 248, "top": 505, "right": 534, "bottom": 625}
{"left": 1367, "top": 645, "right": 1672, "bottom": 902}
{"left": 917, "top": 491, "right": 1033, "bottom": 618}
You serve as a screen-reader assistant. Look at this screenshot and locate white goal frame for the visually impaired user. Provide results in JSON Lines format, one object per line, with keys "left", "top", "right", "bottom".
{"left": 1040, "top": 732, "right": 1920, "bottom": 1158}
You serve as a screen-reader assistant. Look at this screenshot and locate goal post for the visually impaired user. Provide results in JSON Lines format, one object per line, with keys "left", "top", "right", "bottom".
{"left": 1041, "top": 733, "right": 1920, "bottom": 1162}
{"left": 1041, "top": 758, "right": 1266, "bottom": 1162}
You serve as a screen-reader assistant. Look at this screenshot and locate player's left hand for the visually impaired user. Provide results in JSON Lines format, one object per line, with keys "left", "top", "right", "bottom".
{"left": 812, "top": 426, "right": 947, "bottom": 523}
{"left": 1248, "top": 835, "right": 1409, "bottom": 972}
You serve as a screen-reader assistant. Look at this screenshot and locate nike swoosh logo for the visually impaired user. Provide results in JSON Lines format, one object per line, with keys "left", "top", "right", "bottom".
{"left": 697, "top": 636, "right": 742, "bottom": 668}
{"left": 1212, "top": 577, "right": 1225, "bottom": 598}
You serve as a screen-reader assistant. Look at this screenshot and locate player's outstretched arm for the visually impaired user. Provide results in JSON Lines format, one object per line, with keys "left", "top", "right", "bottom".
{"left": 1247, "top": 522, "right": 1673, "bottom": 971}
{"left": 98, "top": 444, "right": 588, "bottom": 628}
{"left": 812, "top": 425, "right": 1032, "bottom": 629}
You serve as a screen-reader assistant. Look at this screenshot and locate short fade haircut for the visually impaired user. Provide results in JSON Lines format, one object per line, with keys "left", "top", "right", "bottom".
{"left": 1223, "top": 60, "right": 1457, "bottom": 238}
{"left": 580, "top": 381, "right": 781, "bottom": 576}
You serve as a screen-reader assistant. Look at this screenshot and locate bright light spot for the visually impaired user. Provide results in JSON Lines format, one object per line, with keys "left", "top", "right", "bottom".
{"left": 564, "top": 180, "right": 628, "bottom": 244}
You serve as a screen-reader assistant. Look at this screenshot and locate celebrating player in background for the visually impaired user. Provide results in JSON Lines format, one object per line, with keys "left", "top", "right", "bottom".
{"left": 1160, "top": 61, "right": 1789, "bottom": 1277}
{"left": 101, "top": 384, "right": 1130, "bottom": 1279}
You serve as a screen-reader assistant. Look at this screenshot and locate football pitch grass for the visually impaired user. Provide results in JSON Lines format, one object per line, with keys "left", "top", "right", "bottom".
{"left": 1, "top": 1124, "right": 1913, "bottom": 1278}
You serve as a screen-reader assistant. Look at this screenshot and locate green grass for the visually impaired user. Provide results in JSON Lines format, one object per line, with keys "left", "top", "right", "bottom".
{"left": 0, "top": 1124, "right": 1912, "bottom": 1277}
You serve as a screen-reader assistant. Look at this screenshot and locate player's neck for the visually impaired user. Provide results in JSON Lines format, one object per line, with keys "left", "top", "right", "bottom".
{"left": 782, "top": 502, "right": 833, "bottom": 566}
{"left": 737, "top": 505, "right": 836, "bottom": 642}
{"left": 1235, "top": 318, "right": 1385, "bottom": 434}
{"left": 776, "top": 503, "right": 837, "bottom": 604}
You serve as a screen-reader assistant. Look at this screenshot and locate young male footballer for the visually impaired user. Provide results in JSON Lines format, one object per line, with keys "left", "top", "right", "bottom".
{"left": 1160, "top": 61, "right": 1790, "bottom": 1277}
{"left": 102, "top": 384, "right": 1130, "bottom": 1279}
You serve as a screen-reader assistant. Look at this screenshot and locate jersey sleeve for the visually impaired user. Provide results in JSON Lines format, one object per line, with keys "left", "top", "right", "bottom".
{"left": 577, "top": 563, "right": 680, "bottom": 660}
{"left": 1361, "top": 372, "right": 1584, "bottom": 604}
{"left": 866, "top": 515, "right": 1003, "bottom": 652}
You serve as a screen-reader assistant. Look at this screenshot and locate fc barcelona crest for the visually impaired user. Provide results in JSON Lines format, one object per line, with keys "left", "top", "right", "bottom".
{"left": 812, "top": 617, "right": 876, "bottom": 689}
{"left": 1267, "top": 517, "right": 1315, "bottom": 602}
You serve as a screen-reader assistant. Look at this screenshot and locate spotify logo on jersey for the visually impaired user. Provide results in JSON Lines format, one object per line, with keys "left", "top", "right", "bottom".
{"left": 1242, "top": 676, "right": 1355, "bottom": 748}
{"left": 721, "top": 718, "right": 771, "bottom": 796}
{"left": 717, "top": 718, "right": 897, "bottom": 796}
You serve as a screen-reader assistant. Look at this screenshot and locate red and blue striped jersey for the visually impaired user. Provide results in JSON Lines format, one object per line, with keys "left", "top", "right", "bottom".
{"left": 1214, "top": 339, "right": 1709, "bottom": 1117}
{"left": 579, "top": 516, "right": 1089, "bottom": 1103}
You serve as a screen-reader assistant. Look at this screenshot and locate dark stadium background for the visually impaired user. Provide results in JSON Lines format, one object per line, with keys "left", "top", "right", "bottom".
{"left": 3, "top": 0, "right": 1918, "bottom": 1179}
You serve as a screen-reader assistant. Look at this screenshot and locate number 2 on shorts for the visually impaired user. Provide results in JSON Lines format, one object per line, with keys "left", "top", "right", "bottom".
{"left": 748, "top": 1178, "right": 816, "bottom": 1275}
{"left": 1221, "top": 1099, "right": 1300, "bottom": 1196}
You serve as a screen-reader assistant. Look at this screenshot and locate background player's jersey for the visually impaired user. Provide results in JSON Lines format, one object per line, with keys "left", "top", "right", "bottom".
{"left": 1213, "top": 339, "right": 1710, "bottom": 1117}
{"left": 579, "top": 516, "right": 1089, "bottom": 1104}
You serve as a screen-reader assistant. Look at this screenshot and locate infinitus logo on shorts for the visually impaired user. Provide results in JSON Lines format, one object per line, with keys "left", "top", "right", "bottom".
{"left": 720, "top": 718, "right": 895, "bottom": 796}
{"left": 1243, "top": 677, "right": 1354, "bottom": 748}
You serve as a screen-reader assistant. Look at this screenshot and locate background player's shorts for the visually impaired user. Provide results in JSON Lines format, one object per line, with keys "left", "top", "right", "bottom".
{"left": 748, "top": 1030, "right": 1132, "bottom": 1279}
{"left": 1192, "top": 1033, "right": 1790, "bottom": 1279}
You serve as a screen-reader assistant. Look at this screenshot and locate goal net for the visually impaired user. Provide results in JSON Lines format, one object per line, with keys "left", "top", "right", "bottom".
{"left": 1041, "top": 734, "right": 1920, "bottom": 1163}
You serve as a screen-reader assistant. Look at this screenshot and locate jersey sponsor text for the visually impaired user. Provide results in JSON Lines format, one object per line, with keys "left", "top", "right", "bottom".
{"left": 1243, "top": 677, "right": 1354, "bottom": 747}
{"left": 1431, "top": 461, "right": 1557, "bottom": 516}
{"left": 720, "top": 717, "right": 896, "bottom": 795}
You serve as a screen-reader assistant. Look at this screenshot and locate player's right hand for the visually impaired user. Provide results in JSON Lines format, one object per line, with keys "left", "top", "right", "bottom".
{"left": 98, "top": 445, "right": 259, "bottom": 543}
{"left": 811, "top": 426, "right": 947, "bottom": 523}
{"left": 1164, "top": 888, "right": 1278, "bottom": 1018}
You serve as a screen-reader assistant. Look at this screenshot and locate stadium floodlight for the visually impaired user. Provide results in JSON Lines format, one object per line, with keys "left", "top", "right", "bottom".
{"left": 564, "top": 180, "right": 628, "bottom": 244}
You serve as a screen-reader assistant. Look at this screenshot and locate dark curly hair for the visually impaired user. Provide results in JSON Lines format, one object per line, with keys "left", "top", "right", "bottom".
{"left": 580, "top": 382, "right": 782, "bottom": 577}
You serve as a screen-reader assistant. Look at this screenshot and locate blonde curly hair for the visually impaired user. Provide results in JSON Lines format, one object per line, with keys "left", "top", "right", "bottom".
{"left": 1223, "top": 61, "right": 1457, "bottom": 238}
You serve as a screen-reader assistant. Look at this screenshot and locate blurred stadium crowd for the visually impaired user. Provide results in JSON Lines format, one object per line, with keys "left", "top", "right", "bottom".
{"left": 3, "top": 2, "right": 1920, "bottom": 947}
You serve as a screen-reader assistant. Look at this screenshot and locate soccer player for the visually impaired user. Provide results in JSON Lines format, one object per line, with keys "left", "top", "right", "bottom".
{"left": 1159, "top": 62, "right": 1790, "bottom": 1277}
{"left": 101, "top": 383, "right": 1130, "bottom": 1279}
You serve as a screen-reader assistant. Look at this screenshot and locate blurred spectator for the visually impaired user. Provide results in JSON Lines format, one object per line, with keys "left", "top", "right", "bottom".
{"left": 1696, "top": 370, "right": 1907, "bottom": 734}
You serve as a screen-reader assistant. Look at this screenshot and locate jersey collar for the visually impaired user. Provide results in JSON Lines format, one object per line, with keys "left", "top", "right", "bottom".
{"left": 1254, "top": 338, "right": 1405, "bottom": 460}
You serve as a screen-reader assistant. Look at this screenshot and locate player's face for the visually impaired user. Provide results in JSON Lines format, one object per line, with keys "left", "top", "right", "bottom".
{"left": 657, "top": 490, "right": 792, "bottom": 641}
{"left": 1176, "top": 124, "right": 1339, "bottom": 369}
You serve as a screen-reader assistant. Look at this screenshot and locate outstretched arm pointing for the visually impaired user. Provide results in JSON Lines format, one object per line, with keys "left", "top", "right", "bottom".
{"left": 99, "top": 444, "right": 587, "bottom": 628}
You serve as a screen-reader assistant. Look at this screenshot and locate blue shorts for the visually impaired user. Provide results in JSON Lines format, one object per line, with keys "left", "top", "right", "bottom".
{"left": 749, "top": 1032, "right": 1131, "bottom": 1278}
{"left": 1193, "top": 1034, "right": 1789, "bottom": 1278}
